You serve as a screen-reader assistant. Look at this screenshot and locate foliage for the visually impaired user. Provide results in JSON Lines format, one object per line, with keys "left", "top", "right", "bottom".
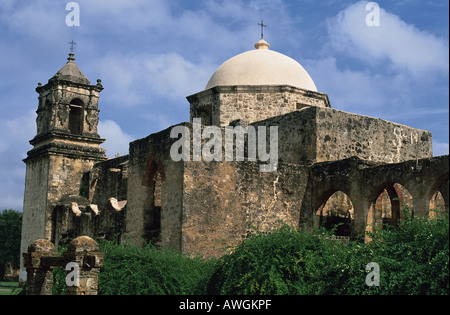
{"left": 0, "top": 209, "right": 22, "bottom": 281}
{"left": 209, "top": 211, "right": 449, "bottom": 295}
{"left": 97, "top": 241, "right": 216, "bottom": 295}
{"left": 360, "top": 209, "right": 449, "bottom": 295}
{"left": 207, "top": 225, "right": 360, "bottom": 295}
{"left": 52, "top": 243, "right": 69, "bottom": 295}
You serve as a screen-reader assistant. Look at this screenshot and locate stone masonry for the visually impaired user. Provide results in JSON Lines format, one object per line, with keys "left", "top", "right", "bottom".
{"left": 23, "top": 236, "right": 103, "bottom": 295}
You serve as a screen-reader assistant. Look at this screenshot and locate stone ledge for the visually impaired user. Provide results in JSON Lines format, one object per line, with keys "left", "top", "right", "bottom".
{"left": 187, "top": 84, "right": 330, "bottom": 107}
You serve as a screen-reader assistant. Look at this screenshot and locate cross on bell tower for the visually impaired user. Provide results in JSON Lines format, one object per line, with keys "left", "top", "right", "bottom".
{"left": 69, "top": 40, "right": 76, "bottom": 52}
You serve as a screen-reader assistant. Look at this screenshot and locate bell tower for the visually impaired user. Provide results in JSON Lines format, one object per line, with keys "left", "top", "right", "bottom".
{"left": 33, "top": 52, "right": 104, "bottom": 141}
{"left": 20, "top": 52, "right": 106, "bottom": 279}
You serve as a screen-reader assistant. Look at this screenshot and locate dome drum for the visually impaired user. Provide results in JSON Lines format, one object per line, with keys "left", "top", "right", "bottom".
{"left": 188, "top": 84, "right": 330, "bottom": 127}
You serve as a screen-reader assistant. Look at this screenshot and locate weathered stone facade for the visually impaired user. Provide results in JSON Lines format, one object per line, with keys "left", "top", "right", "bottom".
{"left": 253, "top": 106, "right": 432, "bottom": 165}
{"left": 22, "top": 239, "right": 59, "bottom": 295}
{"left": 21, "top": 46, "right": 449, "bottom": 280}
{"left": 188, "top": 85, "right": 330, "bottom": 127}
{"left": 182, "top": 161, "right": 309, "bottom": 257}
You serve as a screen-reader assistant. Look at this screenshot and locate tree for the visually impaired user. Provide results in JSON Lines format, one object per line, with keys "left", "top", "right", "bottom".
{"left": 0, "top": 209, "right": 22, "bottom": 281}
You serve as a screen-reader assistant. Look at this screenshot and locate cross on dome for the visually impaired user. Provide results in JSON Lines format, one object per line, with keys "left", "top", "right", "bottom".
{"left": 258, "top": 20, "right": 267, "bottom": 39}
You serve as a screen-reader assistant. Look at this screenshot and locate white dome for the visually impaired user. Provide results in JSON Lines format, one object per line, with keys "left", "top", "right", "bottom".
{"left": 205, "top": 39, "right": 317, "bottom": 92}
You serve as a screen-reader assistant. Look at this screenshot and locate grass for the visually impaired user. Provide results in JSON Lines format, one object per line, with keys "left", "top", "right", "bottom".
{"left": 0, "top": 282, "right": 19, "bottom": 295}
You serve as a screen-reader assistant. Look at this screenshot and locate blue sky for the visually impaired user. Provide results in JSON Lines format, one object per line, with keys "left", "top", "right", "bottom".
{"left": 0, "top": 0, "right": 448, "bottom": 211}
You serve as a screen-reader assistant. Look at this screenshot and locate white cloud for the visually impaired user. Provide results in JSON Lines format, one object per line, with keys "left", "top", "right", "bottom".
{"left": 204, "top": 0, "right": 250, "bottom": 21}
{"left": 307, "top": 57, "right": 382, "bottom": 109}
{"left": 142, "top": 112, "right": 182, "bottom": 132}
{"left": 95, "top": 51, "right": 215, "bottom": 107}
{"left": 98, "top": 120, "right": 134, "bottom": 158}
{"left": 0, "top": 0, "right": 67, "bottom": 46}
{"left": 306, "top": 56, "right": 415, "bottom": 118}
{"left": 327, "top": 1, "right": 449, "bottom": 76}
{"left": 144, "top": 53, "right": 215, "bottom": 98}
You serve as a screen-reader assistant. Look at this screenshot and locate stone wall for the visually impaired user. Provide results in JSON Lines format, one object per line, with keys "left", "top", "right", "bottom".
{"left": 182, "top": 161, "right": 243, "bottom": 257}
{"left": 23, "top": 155, "right": 126, "bottom": 259}
{"left": 50, "top": 194, "right": 126, "bottom": 247}
{"left": 45, "top": 155, "right": 98, "bottom": 235}
{"left": 88, "top": 155, "right": 129, "bottom": 211}
{"left": 187, "top": 85, "right": 330, "bottom": 127}
{"left": 24, "top": 107, "right": 444, "bottom": 263}
{"left": 252, "top": 108, "right": 318, "bottom": 165}
{"left": 21, "top": 157, "right": 50, "bottom": 276}
{"left": 47, "top": 155, "right": 129, "bottom": 247}
{"left": 314, "top": 107, "right": 432, "bottom": 163}
{"left": 253, "top": 106, "right": 432, "bottom": 165}
{"left": 125, "top": 124, "right": 185, "bottom": 248}
{"left": 124, "top": 120, "right": 311, "bottom": 257}
{"left": 182, "top": 161, "right": 310, "bottom": 257}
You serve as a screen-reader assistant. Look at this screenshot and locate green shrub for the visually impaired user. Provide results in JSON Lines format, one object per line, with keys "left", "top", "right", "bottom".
{"left": 52, "top": 243, "right": 68, "bottom": 295}
{"left": 209, "top": 211, "right": 449, "bottom": 295}
{"left": 52, "top": 266, "right": 67, "bottom": 295}
{"left": 208, "top": 225, "right": 365, "bottom": 295}
{"left": 361, "top": 210, "right": 449, "bottom": 295}
{"left": 98, "top": 241, "right": 216, "bottom": 295}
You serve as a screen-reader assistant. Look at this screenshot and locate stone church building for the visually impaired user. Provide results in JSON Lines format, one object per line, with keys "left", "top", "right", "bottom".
{"left": 20, "top": 39, "right": 448, "bottom": 279}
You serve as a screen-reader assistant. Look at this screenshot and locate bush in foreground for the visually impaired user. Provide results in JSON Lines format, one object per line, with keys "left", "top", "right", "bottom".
{"left": 207, "top": 225, "right": 365, "bottom": 295}
{"left": 98, "top": 241, "right": 216, "bottom": 295}
{"left": 361, "top": 210, "right": 449, "bottom": 295}
{"left": 209, "top": 212, "right": 449, "bottom": 295}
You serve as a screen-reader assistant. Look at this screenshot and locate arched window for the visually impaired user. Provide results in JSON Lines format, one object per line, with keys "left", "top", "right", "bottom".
{"left": 315, "top": 190, "right": 354, "bottom": 238}
{"left": 69, "top": 99, "right": 83, "bottom": 135}
{"left": 366, "top": 183, "right": 413, "bottom": 234}
{"left": 142, "top": 158, "right": 165, "bottom": 245}
{"left": 429, "top": 177, "right": 449, "bottom": 218}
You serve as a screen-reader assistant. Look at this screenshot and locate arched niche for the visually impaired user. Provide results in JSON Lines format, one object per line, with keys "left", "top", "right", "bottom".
{"left": 141, "top": 157, "right": 165, "bottom": 245}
